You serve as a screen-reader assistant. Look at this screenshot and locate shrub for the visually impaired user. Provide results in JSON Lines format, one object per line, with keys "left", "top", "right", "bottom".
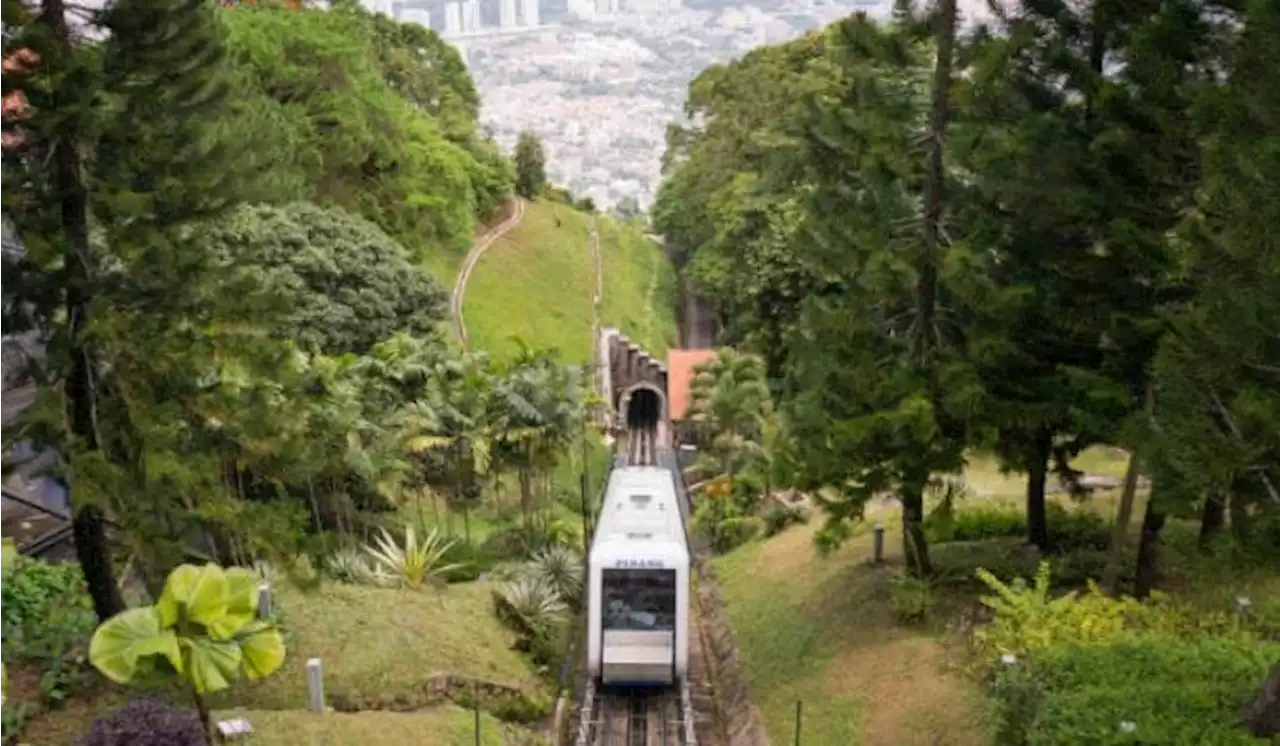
{"left": 970, "top": 561, "right": 1257, "bottom": 672}
{"left": 528, "top": 546, "right": 583, "bottom": 609}
{"left": 1, "top": 555, "right": 96, "bottom": 705}
{"left": 988, "top": 637, "right": 1280, "bottom": 746}
{"left": 77, "top": 697, "right": 206, "bottom": 746}
{"left": 926, "top": 503, "right": 1110, "bottom": 552}
{"left": 363, "top": 524, "right": 464, "bottom": 590}
{"left": 325, "top": 549, "right": 375, "bottom": 585}
{"left": 762, "top": 502, "right": 810, "bottom": 537}
{"left": 926, "top": 506, "right": 1024, "bottom": 544}
{"left": 888, "top": 569, "right": 933, "bottom": 625}
{"left": 438, "top": 539, "right": 497, "bottom": 583}
{"left": 694, "top": 497, "right": 760, "bottom": 554}
{"left": 492, "top": 575, "right": 567, "bottom": 643}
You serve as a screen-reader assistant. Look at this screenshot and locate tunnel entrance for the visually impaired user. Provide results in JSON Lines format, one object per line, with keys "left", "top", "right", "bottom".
{"left": 623, "top": 386, "right": 662, "bottom": 432}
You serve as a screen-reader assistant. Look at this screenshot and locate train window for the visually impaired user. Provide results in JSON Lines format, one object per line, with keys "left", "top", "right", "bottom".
{"left": 601, "top": 569, "right": 676, "bottom": 632}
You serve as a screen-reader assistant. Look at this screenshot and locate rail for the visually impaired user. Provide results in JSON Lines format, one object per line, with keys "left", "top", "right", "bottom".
{"left": 584, "top": 687, "right": 686, "bottom": 746}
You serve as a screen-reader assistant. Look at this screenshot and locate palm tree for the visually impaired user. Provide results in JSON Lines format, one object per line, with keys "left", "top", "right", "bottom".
{"left": 685, "top": 348, "right": 773, "bottom": 501}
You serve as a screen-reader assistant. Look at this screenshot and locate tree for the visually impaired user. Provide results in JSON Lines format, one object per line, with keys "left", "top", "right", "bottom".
{"left": 514, "top": 130, "right": 546, "bottom": 199}
{"left": 685, "top": 348, "right": 772, "bottom": 500}
{"left": 204, "top": 202, "right": 449, "bottom": 355}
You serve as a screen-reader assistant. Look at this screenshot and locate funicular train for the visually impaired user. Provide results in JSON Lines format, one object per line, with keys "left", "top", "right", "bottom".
{"left": 585, "top": 462, "right": 691, "bottom": 688}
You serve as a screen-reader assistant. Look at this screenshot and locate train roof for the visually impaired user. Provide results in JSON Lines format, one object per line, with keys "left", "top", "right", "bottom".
{"left": 590, "top": 466, "right": 689, "bottom": 566}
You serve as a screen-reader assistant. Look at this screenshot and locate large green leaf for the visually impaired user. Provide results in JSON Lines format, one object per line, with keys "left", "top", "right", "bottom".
{"left": 158, "top": 563, "right": 229, "bottom": 628}
{"left": 182, "top": 637, "right": 241, "bottom": 694}
{"left": 89, "top": 607, "right": 183, "bottom": 684}
{"left": 207, "top": 568, "right": 259, "bottom": 641}
{"left": 236, "top": 620, "right": 287, "bottom": 680}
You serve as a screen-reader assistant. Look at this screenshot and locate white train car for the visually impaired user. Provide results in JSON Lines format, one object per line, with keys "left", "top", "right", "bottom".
{"left": 586, "top": 465, "right": 690, "bottom": 687}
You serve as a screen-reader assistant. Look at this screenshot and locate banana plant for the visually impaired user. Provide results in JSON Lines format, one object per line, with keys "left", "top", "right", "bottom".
{"left": 89, "top": 563, "right": 286, "bottom": 739}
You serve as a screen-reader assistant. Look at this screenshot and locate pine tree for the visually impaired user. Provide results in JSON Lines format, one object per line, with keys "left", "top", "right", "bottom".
{"left": 4, "top": 0, "right": 277, "bottom": 618}
{"left": 513, "top": 130, "right": 546, "bottom": 199}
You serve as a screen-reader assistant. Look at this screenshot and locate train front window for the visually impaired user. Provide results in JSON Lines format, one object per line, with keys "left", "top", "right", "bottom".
{"left": 601, "top": 569, "right": 676, "bottom": 631}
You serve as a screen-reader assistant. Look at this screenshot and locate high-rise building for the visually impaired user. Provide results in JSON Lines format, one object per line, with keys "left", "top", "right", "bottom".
{"left": 520, "top": 0, "right": 539, "bottom": 26}
{"left": 444, "top": 2, "right": 462, "bottom": 34}
{"left": 499, "top": 0, "right": 516, "bottom": 28}
{"left": 462, "top": 0, "right": 480, "bottom": 31}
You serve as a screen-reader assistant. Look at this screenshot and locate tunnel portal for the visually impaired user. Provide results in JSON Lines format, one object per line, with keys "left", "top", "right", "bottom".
{"left": 624, "top": 386, "right": 662, "bottom": 431}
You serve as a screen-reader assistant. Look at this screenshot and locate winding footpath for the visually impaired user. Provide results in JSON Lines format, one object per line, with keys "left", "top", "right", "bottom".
{"left": 451, "top": 198, "right": 526, "bottom": 349}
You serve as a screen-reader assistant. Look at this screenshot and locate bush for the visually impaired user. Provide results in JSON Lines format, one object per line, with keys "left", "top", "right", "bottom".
{"left": 762, "top": 502, "right": 810, "bottom": 537}
{"left": 971, "top": 561, "right": 1261, "bottom": 672}
{"left": 77, "top": 698, "right": 207, "bottom": 746}
{"left": 694, "top": 497, "right": 761, "bottom": 554}
{"left": 528, "top": 546, "right": 583, "bottom": 609}
{"left": 438, "top": 540, "right": 496, "bottom": 583}
{"left": 989, "top": 637, "right": 1280, "bottom": 746}
{"left": 492, "top": 575, "right": 567, "bottom": 643}
{"left": 926, "top": 503, "right": 1110, "bottom": 552}
{"left": 888, "top": 570, "right": 933, "bottom": 625}
{"left": 1, "top": 556, "right": 96, "bottom": 705}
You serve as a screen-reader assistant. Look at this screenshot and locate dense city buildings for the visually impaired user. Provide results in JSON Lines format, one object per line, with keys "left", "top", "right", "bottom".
{"left": 363, "top": 0, "right": 991, "bottom": 209}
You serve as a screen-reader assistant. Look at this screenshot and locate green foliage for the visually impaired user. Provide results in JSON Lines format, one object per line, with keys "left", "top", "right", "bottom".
{"left": 492, "top": 574, "right": 567, "bottom": 645}
{"left": 761, "top": 501, "right": 810, "bottom": 537}
{"left": 527, "top": 545, "right": 583, "bottom": 610}
{"left": 888, "top": 569, "right": 933, "bottom": 625}
{"left": 694, "top": 495, "right": 761, "bottom": 554}
{"left": 203, "top": 202, "right": 449, "bottom": 355}
{"left": 0, "top": 557, "right": 96, "bottom": 705}
{"left": 989, "top": 637, "right": 1279, "bottom": 746}
{"left": 221, "top": 6, "right": 498, "bottom": 262}
{"left": 514, "top": 131, "right": 546, "bottom": 200}
{"left": 926, "top": 503, "right": 1110, "bottom": 552}
{"left": 363, "top": 525, "right": 464, "bottom": 590}
{"left": 90, "top": 563, "right": 286, "bottom": 694}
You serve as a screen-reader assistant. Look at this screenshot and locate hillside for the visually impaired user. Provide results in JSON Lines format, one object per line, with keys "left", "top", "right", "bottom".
{"left": 460, "top": 200, "right": 677, "bottom": 363}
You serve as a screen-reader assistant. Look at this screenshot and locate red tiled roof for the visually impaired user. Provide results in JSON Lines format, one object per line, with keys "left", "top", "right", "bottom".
{"left": 666, "top": 348, "right": 717, "bottom": 421}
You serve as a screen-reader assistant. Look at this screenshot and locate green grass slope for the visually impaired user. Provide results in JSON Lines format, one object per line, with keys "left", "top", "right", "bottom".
{"left": 462, "top": 201, "right": 677, "bottom": 363}
{"left": 226, "top": 582, "right": 541, "bottom": 711}
{"left": 598, "top": 218, "right": 678, "bottom": 358}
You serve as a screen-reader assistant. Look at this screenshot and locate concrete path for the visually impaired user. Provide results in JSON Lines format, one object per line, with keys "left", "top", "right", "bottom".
{"left": 451, "top": 198, "right": 526, "bottom": 349}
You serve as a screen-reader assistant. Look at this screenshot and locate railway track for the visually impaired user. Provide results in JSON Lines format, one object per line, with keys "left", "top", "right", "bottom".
{"left": 577, "top": 680, "right": 692, "bottom": 746}
{"left": 626, "top": 424, "right": 658, "bottom": 466}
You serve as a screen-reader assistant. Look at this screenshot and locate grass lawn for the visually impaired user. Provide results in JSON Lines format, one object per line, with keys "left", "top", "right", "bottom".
{"left": 597, "top": 218, "right": 678, "bottom": 359}
{"left": 222, "top": 582, "right": 541, "bottom": 711}
{"left": 710, "top": 447, "right": 1138, "bottom": 746}
{"left": 463, "top": 201, "right": 596, "bottom": 363}
{"left": 16, "top": 580, "right": 543, "bottom": 745}
{"left": 711, "top": 444, "right": 1278, "bottom": 746}
{"left": 215, "top": 705, "right": 535, "bottom": 746}
{"left": 713, "top": 520, "right": 987, "bottom": 746}
{"left": 462, "top": 201, "right": 677, "bottom": 365}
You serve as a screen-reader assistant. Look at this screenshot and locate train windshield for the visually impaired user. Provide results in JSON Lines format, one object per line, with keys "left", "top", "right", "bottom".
{"left": 601, "top": 569, "right": 677, "bottom": 632}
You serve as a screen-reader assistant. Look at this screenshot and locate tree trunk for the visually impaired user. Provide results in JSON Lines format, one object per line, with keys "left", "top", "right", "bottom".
{"left": 1229, "top": 484, "right": 1253, "bottom": 542}
{"left": 1101, "top": 449, "right": 1142, "bottom": 595}
{"left": 1026, "top": 427, "right": 1053, "bottom": 552}
{"left": 901, "top": 468, "right": 933, "bottom": 578}
{"left": 1198, "top": 489, "right": 1226, "bottom": 551}
{"left": 43, "top": 0, "right": 126, "bottom": 622}
{"left": 1242, "top": 660, "right": 1280, "bottom": 739}
{"left": 519, "top": 468, "right": 532, "bottom": 529}
{"left": 191, "top": 686, "right": 212, "bottom": 743}
{"left": 1133, "top": 495, "right": 1165, "bottom": 600}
